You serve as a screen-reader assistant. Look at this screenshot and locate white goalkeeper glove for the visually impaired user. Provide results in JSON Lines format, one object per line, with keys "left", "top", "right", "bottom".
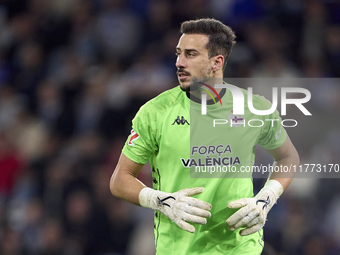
{"left": 225, "top": 179, "right": 284, "bottom": 236}
{"left": 139, "top": 187, "right": 212, "bottom": 233}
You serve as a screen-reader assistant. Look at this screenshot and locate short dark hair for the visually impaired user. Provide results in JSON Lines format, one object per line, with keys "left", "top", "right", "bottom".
{"left": 180, "top": 18, "right": 236, "bottom": 70}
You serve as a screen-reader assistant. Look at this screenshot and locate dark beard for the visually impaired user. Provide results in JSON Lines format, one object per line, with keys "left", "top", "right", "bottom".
{"left": 180, "top": 84, "right": 190, "bottom": 92}
{"left": 180, "top": 77, "right": 209, "bottom": 92}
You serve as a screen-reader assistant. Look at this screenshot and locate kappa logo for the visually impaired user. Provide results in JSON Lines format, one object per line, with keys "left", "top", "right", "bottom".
{"left": 172, "top": 116, "right": 190, "bottom": 125}
{"left": 128, "top": 129, "right": 139, "bottom": 146}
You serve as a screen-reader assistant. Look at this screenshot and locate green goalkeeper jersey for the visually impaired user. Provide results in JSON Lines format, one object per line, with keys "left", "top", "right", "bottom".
{"left": 122, "top": 85, "right": 286, "bottom": 255}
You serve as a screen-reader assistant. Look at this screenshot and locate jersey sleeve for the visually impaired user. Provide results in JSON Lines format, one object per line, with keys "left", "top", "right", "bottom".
{"left": 122, "top": 103, "right": 159, "bottom": 164}
{"left": 257, "top": 95, "right": 287, "bottom": 150}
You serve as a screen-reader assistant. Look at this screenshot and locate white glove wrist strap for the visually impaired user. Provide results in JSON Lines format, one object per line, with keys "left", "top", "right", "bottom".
{"left": 139, "top": 187, "right": 156, "bottom": 208}
{"left": 261, "top": 179, "right": 284, "bottom": 201}
{"left": 255, "top": 179, "right": 284, "bottom": 211}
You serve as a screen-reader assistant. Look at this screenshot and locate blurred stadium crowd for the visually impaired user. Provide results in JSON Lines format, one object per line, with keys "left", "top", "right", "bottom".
{"left": 0, "top": 0, "right": 339, "bottom": 254}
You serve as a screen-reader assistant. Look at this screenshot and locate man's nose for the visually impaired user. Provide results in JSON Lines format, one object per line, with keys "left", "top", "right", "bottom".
{"left": 175, "top": 54, "right": 186, "bottom": 68}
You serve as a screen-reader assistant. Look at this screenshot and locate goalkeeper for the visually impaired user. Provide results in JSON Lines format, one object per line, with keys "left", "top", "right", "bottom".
{"left": 110, "top": 18, "right": 299, "bottom": 254}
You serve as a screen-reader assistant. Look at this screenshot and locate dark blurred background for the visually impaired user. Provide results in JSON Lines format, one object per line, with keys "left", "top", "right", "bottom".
{"left": 0, "top": 0, "right": 339, "bottom": 254}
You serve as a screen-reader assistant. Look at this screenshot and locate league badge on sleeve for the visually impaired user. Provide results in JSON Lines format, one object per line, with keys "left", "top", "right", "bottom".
{"left": 128, "top": 129, "right": 140, "bottom": 146}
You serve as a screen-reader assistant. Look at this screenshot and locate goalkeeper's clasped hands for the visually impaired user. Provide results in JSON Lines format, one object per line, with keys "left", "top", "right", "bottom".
{"left": 139, "top": 180, "right": 284, "bottom": 235}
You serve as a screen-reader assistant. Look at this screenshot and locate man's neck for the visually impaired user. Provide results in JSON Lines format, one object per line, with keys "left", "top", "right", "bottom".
{"left": 188, "top": 77, "right": 224, "bottom": 99}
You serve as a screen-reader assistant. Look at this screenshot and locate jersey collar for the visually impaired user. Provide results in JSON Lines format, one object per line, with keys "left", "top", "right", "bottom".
{"left": 186, "top": 88, "right": 226, "bottom": 105}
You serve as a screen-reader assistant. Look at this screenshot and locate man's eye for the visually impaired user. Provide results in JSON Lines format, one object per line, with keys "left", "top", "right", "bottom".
{"left": 187, "top": 53, "right": 195, "bottom": 57}
{"left": 175, "top": 52, "right": 180, "bottom": 56}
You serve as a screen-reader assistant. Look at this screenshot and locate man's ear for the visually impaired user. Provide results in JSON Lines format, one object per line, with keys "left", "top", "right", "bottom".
{"left": 212, "top": 55, "right": 224, "bottom": 72}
